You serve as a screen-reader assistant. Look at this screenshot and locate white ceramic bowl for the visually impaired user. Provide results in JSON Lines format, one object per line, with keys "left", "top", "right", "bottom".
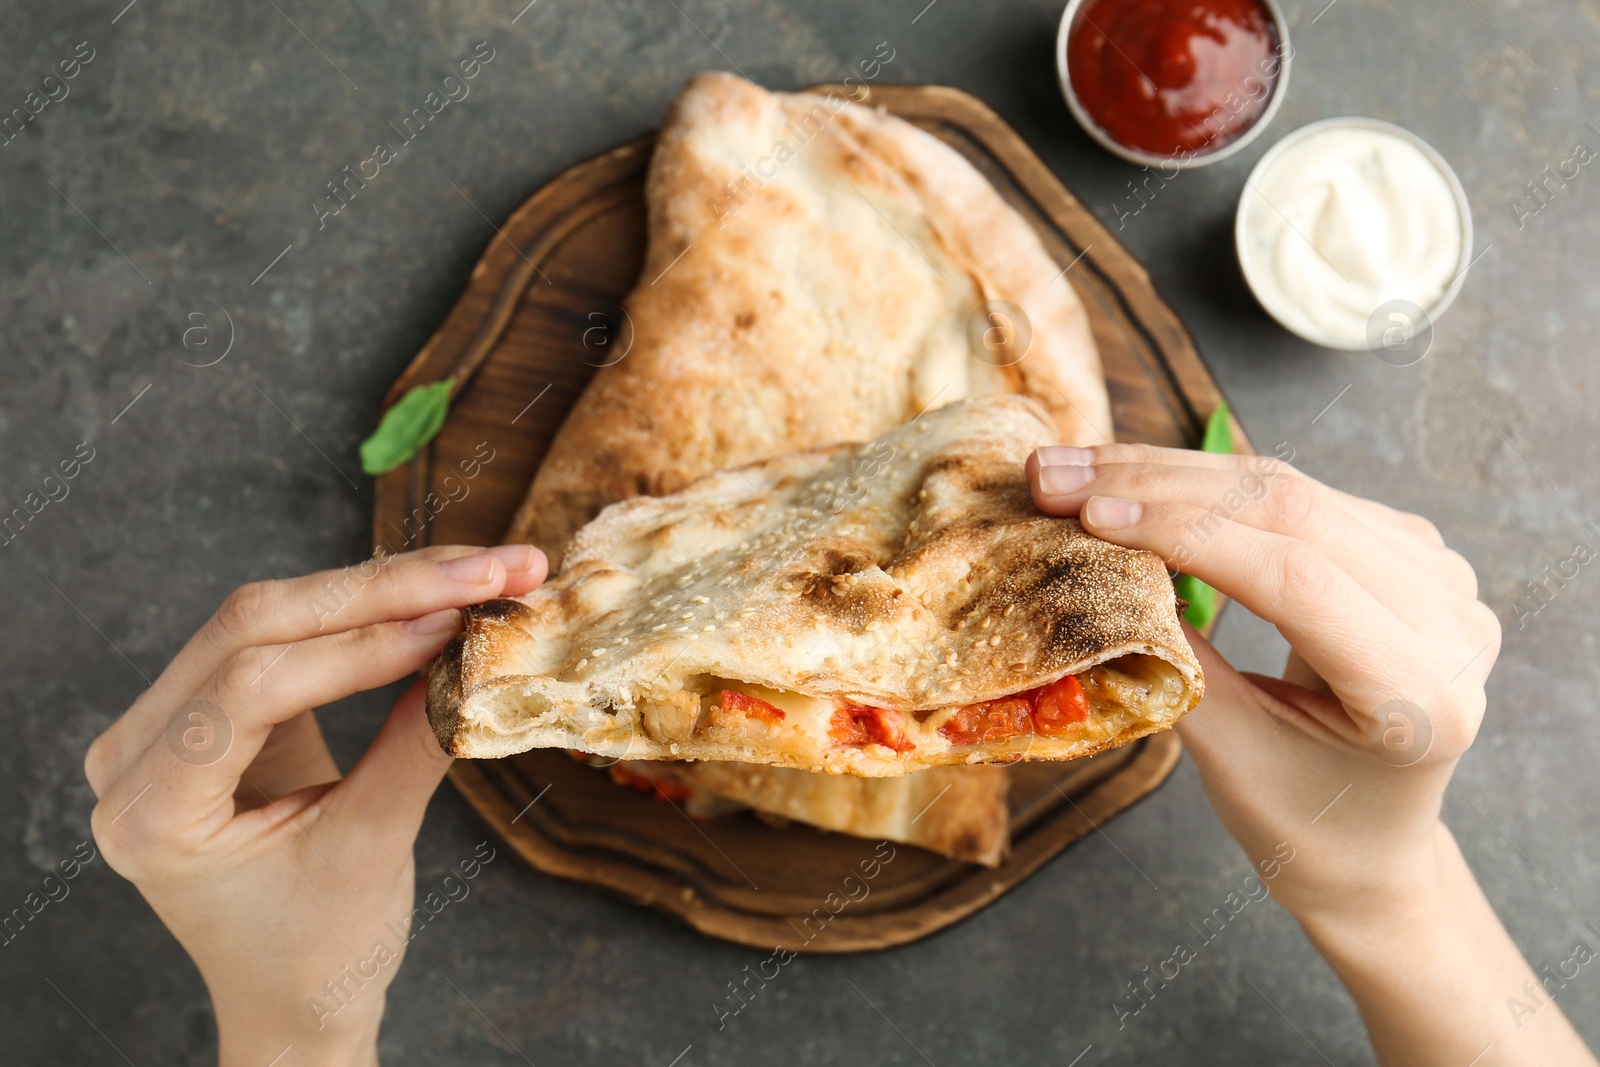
{"left": 1055, "top": 0, "right": 1292, "bottom": 170}
{"left": 1234, "top": 116, "right": 1474, "bottom": 352}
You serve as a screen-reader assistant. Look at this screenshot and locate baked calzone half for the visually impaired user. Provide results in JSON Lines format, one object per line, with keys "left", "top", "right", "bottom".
{"left": 428, "top": 396, "right": 1203, "bottom": 775}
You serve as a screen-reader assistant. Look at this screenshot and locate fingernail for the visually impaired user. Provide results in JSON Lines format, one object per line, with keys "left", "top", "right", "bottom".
{"left": 439, "top": 553, "right": 498, "bottom": 584}
{"left": 1084, "top": 496, "right": 1142, "bottom": 530}
{"left": 1038, "top": 463, "right": 1096, "bottom": 495}
{"left": 1036, "top": 446, "right": 1094, "bottom": 468}
{"left": 407, "top": 608, "right": 461, "bottom": 635}
{"left": 487, "top": 544, "right": 540, "bottom": 573}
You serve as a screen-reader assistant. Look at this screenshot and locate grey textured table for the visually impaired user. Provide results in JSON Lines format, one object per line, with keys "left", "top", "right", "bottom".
{"left": 3, "top": 1, "right": 1596, "bottom": 1063}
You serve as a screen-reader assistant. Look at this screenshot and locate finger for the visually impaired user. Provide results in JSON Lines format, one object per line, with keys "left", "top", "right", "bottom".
{"left": 1281, "top": 649, "right": 1334, "bottom": 696}
{"left": 1078, "top": 493, "right": 1426, "bottom": 714}
{"left": 498, "top": 547, "right": 548, "bottom": 597}
{"left": 194, "top": 543, "right": 544, "bottom": 662}
{"left": 1174, "top": 629, "right": 1304, "bottom": 761}
{"left": 234, "top": 710, "right": 341, "bottom": 809}
{"left": 1240, "top": 670, "right": 1366, "bottom": 745}
{"left": 1331, "top": 495, "right": 1477, "bottom": 597}
{"left": 88, "top": 545, "right": 545, "bottom": 790}
{"left": 1175, "top": 633, "right": 1380, "bottom": 843}
{"left": 1030, "top": 458, "right": 1474, "bottom": 617}
{"left": 93, "top": 610, "right": 464, "bottom": 842}
{"left": 1321, "top": 489, "right": 1445, "bottom": 547}
{"left": 1033, "top": 443, "right": 1448, "bottom": 551}
{"left": 1030, "top": 449, "right": 1459, "bottom": 583}
{"left": 1036, "top": 441, "right": 1273, "bottom": 482}
{"left": 1239, "top": 668, "right": 1482, "bottom": 768}
{"left": 326, "top": 679, "right": 453, "bottom": 851}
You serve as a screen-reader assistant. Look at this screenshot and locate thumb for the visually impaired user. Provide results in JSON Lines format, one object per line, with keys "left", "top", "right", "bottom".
{"left": 1174, "top": 624, "right": 1300, "bottom": 766}
{"left": 1177, "top": 624, "right": 1358, "bottom": 762}
{"left": 333, "top": 677, "right": 454, "bottom": 849}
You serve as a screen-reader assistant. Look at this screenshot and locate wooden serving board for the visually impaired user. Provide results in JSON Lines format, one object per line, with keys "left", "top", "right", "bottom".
{"left": 372, "top": 83, "right": 1246, "bottom": 953}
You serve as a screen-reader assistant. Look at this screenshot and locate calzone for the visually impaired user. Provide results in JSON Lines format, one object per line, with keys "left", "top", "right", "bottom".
{"left": 489, "top": 71, "right": 1117, "bottom": 859}
{"left": 430, "top": 397, "right": 1203, "bottom": 774}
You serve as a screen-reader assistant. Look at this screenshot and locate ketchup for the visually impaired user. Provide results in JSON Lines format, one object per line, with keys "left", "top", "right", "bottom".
{"left": 1067, "top": 0, "right": 1280, "bottom": 158}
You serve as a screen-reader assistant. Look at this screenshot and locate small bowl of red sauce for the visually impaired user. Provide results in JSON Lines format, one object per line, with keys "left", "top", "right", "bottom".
{"left": 1056, "top": 0, "right": 1291, "bottom": 169}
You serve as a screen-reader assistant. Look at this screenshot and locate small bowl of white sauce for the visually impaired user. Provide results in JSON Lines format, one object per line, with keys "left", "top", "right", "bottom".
{"left": 1235, "top": 117, "right": 1472, "bottom": 354}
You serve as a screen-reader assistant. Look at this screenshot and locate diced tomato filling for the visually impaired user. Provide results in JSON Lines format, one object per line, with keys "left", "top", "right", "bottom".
{"left": 938, "top": 673, "right": 1092, "bottom": 746}
{"left": 818, "top": 674, "right": 1096, "bottom": 752}
{"left": 935, "top": 696, "right": 1034, "bottom": 747}
{"left": 830, "top": 704, "right": 916, "bottom": 753}
{"left": 719, "top": 689, "right": 786, "bottom": 724}
{"left": 1032, "top": 674, "right": 1091, "bottom": 737}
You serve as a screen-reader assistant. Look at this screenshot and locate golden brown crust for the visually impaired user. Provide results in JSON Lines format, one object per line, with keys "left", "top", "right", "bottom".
{"left": 504, "top": 72, "right": 1110, "bottom": 569}
{"left": 429, "top": 396, "right": 1202, "bottom": 772}
{"left": 479, "top": 73, "right": 1122, "bottom": 848}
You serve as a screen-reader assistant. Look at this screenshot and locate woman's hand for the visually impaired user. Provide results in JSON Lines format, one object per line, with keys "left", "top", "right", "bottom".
{"left": 1029, "top": 443, "right": 1596, "bottom": 1066}
{"left": 1030, "top": 442, "right": 1494, "bottom": 915}
{"left": 84, "top": 544, "right": 546, "bottom": 1067}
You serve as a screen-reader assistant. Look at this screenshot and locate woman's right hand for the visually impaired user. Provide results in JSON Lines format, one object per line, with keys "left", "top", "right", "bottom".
{"left": 1029, "top": 443, "right": 1596, "bottom": 1066}
{"left": 1029, "top": 442, "right": 1495, "bottom": 918}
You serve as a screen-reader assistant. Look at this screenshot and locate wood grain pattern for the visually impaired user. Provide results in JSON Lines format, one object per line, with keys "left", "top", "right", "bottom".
{"left": 372, "top": 83, "right": 1242, "bottom": 953}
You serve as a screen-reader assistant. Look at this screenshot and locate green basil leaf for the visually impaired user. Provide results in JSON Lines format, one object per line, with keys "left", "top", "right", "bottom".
{"left": 1175, "top": 572, "right": 1218, "bottom": 629}
{"left": 360, "top": 378, "right": 454, "bottom": 476}
{"left": 1176, "top": 400, "right": 1233, "bottom": 628}
{"left": 1200, "top": 398, "right": 1233, "bottom": 454}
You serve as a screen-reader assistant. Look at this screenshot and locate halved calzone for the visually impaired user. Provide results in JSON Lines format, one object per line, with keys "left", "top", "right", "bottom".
{"left": 430, "top": 396, "right": 1202, "bottom": 774}
{"left": 496, "top": 70, "right": 1119, "bottom": 857}
{"left": 505, "top": 71, "right": 1111, "bottom": 569}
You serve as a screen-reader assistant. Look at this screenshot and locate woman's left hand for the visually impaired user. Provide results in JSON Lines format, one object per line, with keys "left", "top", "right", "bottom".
{"left": 84, "top": 544, "right": 545, "bottom": 1066}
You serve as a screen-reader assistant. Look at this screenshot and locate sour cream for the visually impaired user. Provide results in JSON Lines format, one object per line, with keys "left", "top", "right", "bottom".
{"left": 1237, "top": 118, "right": 1469, "bottom": 349}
